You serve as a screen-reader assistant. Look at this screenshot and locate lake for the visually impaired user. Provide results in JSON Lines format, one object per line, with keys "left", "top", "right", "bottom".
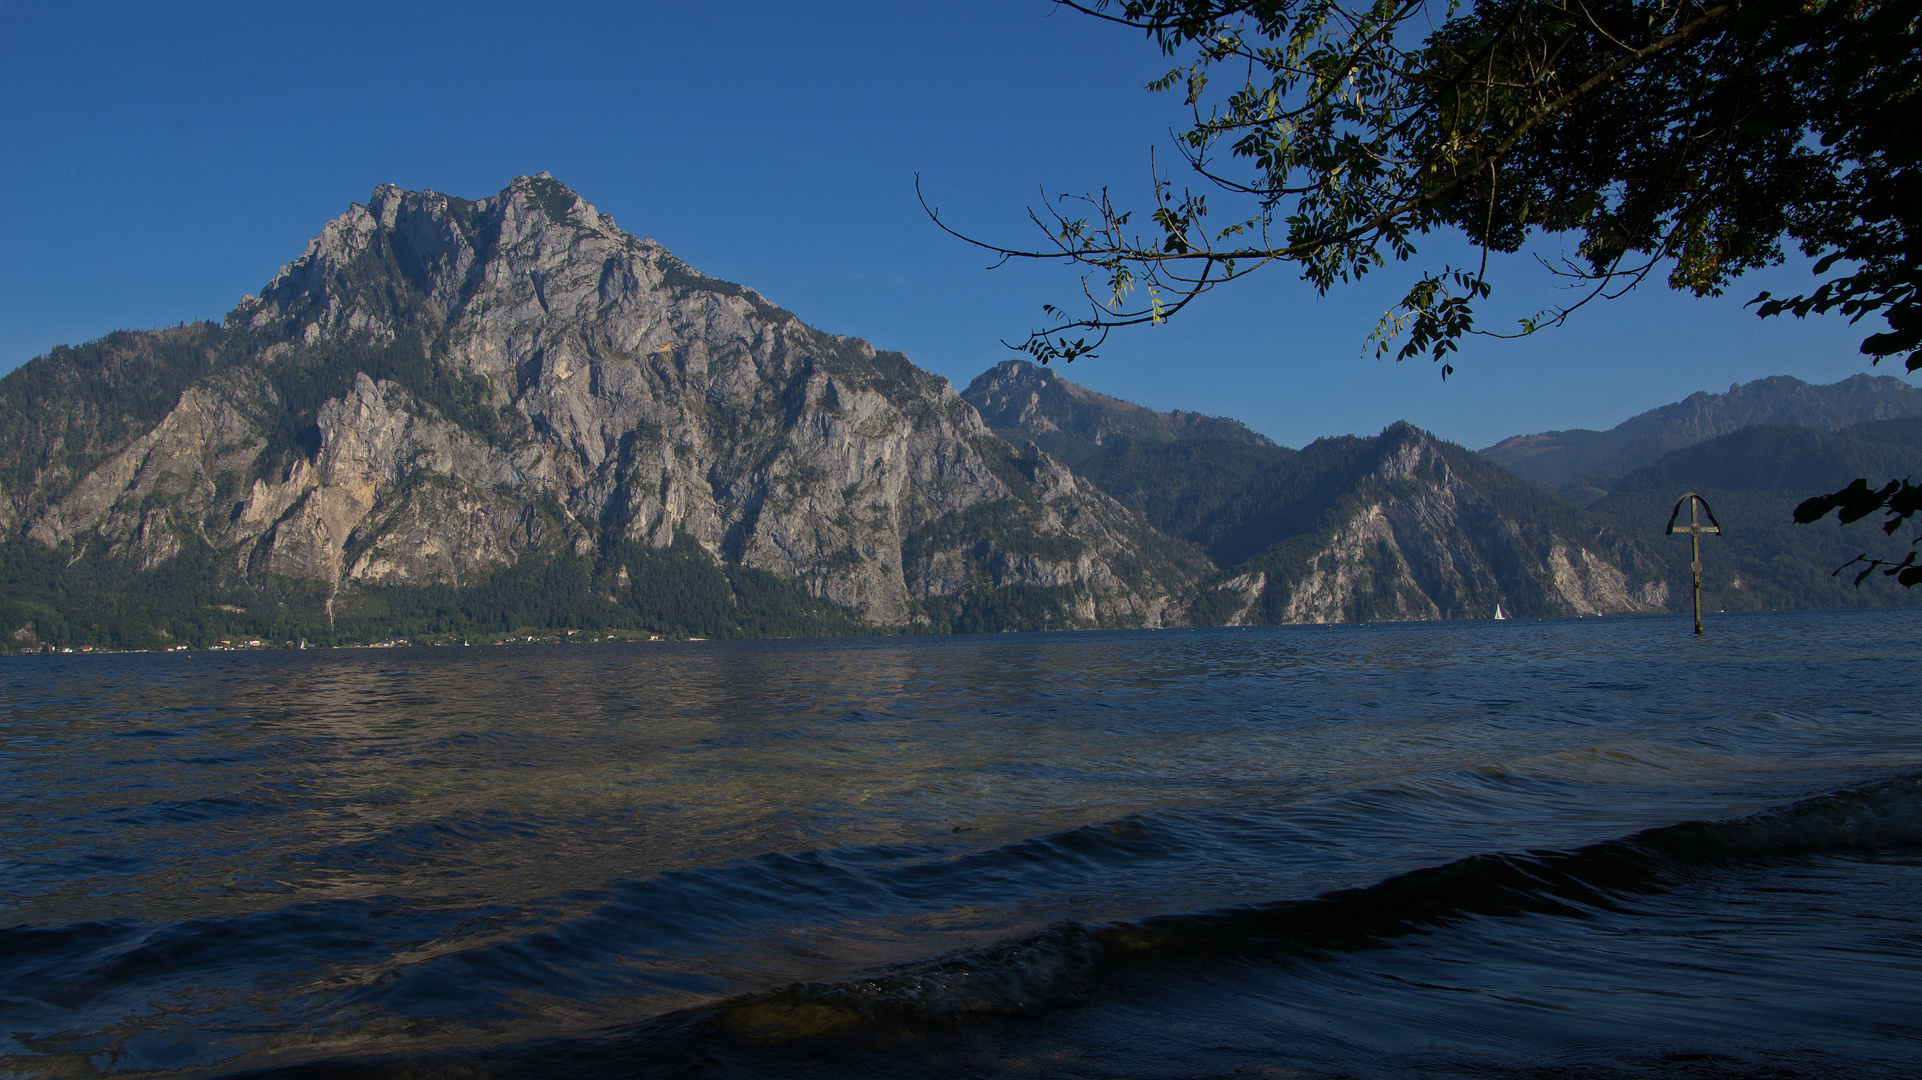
{"left": 4, "top": 609, "right": 1920, "bottom": 1078}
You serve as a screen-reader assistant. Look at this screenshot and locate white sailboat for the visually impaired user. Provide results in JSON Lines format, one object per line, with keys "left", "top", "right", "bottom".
{"left": 1493, "top": 604, "right": 1507, "bottom": 620}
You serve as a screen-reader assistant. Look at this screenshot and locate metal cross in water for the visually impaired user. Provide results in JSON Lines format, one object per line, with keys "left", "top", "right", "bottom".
{"left": 1666, "top": 492, "right": 1723, "bottom": 636}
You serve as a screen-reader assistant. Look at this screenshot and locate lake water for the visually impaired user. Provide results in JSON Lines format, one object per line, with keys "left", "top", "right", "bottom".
{"left": 3, "top": 610, "right": 1920, "bottom": 1079}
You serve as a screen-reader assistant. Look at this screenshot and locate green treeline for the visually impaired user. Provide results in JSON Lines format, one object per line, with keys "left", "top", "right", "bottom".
{"left": 0, "top": 533, "right": 871, "bottom": 652}
{"left": 0, "top": 520, "right": 1139, "bottom": 652}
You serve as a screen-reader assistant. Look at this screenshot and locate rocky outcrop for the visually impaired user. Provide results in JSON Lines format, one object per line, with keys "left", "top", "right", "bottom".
{"left": 2, "top": 176, "right": 1207, "bottom": 630}
{"left": 1221, "top": 424, "right": 1669, "bottom": 623}
{"left": 955, "top": 355, "right": 1672, "bottom": 625}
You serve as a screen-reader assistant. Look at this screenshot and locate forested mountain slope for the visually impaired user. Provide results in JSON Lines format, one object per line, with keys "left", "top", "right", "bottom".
{"left": 962, "top": 359, "right": 1274, "bottom": 466}
{"left": 1178, "top": 424, "right": 1670, "bottom": 625}
{"left": 1585, "top": 419, "right": 1922, "bottom": 612}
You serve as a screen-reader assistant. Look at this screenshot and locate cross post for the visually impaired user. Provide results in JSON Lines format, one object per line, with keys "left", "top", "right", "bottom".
{"left": 1665, "top": 492, "right": 1723, "bottom": 636}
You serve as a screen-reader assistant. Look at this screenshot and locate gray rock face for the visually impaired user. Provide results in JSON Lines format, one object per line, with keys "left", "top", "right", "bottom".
{"left": 4, "top": 176, "right": 1206, "bottom": 629}
{"left": 957, "top": 356, "right": 1668, "bottom": 624}
{"left": 1192, "top": 423, "right": 1668, "bottom": 624}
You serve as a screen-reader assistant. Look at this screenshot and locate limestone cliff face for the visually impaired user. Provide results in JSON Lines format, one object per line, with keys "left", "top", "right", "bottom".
{"left": 1194, "top": 424, "right": 1669, "bottom": 624}
{"left": 950, "top": 358, "right": 1671, "bottom": 624}
{"left": 3, "top": 176, "right": 1206, "bottom": 629}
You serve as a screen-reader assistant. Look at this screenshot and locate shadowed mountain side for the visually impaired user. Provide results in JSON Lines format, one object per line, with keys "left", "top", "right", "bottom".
{"left": 0, "top": 176, "right": 1209, "bottom": 650}
{"left": 1482, "top": 374, "right": 1922, "bottom": 499}
{"left": 1585, "top": 418, "right": 1922, "bottom": 612}
{"left": 960, "top": 359, "right": 1668, "bottom": 625}
{"left": 1065, "top": 437, "right": 1301, "bottom": 567}
{"left": 1181, "top": 424, "right": 1670, "bottom": 625}
{"left": 963, "top": 359, "right": 1276, "bottom": 467}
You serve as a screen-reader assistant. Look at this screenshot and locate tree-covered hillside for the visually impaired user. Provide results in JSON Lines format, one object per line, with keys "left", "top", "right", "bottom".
{"left": 1586, "top": 419, "right": 1922, "bottom": 611}
{"left": 967, "top": 359, "right": 1668, "bottom": 624}
{"left": 1064, "top": 437, "right": 1298, "bottom": 566}
{"left": 1182, "top": 427, "right": 1666, "bottom": 624}
{"left": 961, "top": 359, "right": 1275, "bottom": 468}
{"left": 0, "top": 531, "right": 871, "bottom": 653}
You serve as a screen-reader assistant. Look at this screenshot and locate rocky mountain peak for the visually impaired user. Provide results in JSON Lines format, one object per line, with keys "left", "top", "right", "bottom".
{"left": 1371, "top": 421, "right": 1453, "bottom": 483}
{"left": 237, "top": 176, "right": 679, "bottom": 351}
{"left": 5, "top": 177, "right": 1207, "bottom": 635}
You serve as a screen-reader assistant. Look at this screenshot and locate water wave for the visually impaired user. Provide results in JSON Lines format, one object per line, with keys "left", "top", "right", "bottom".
{"left": 193, "top": 773, "right": 1922, "bottom": 1080}
{"left": 12, "top": 616, "right": 1922, "bottom": 1080}
{"left": 710, "top": 773, "right": 1922, "bottom": 1036}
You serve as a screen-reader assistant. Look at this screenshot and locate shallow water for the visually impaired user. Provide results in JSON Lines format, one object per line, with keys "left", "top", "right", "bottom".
{"left": 3, "top": 610, "right": 1920, "bottom": 1078}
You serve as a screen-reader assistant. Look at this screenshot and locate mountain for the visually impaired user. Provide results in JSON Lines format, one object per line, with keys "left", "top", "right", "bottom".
{"left": 967, "top": 360, "right": 1669, "bottom": 623}
{"left": 1481, "top": 374, "right": 1922, "bottom": 502}
{"left": 963, "top": 359, "right": 1276, "bottom": 465}
{"left": 1584, "top": 418, "right": 1922, "bottom": 612}
{"left": 0, "top": 176, "right": 1208, "bottom": 649}
{"left": 964, "top": 360, "right": 1301, "bottom": 548}
{"left": 36, "top": 179, "right": 1898, "bottom": 650}
{"left": 1175, "top": 425, "right": 1670, "bottom": 624}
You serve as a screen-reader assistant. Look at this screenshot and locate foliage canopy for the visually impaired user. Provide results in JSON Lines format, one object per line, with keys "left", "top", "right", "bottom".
{"left": 930, "top": 0, "right": 1918, "bottom": 375}
{"left": 1793, "top": 475, "right": 1922, "bottom": 584}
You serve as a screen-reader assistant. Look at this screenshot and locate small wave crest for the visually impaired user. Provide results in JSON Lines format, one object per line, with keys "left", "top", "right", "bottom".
{"left": 708, "top": 774, "right": 1922, "bottom": 1037}
{"left": 716, "top": 924, "right": 1103, "bottom": 1039}
{"left": 178, "top": 773, "right": 1922, "bottom": 1079}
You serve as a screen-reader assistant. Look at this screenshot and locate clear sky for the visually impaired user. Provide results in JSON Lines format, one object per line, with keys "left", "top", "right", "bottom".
{"left": 2, "top": 0, "right": 1911, "bottom": 450}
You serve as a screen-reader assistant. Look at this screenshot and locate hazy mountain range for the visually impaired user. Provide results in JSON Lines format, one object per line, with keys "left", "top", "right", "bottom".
{"left": 1, "top": 177, "right": 1915, "bottom": 650}
{"left": 1587, "top": 417, "right": 1922, "bottom": 612}
{"left": 1482, "top": 374, "right": 1922, "bottom": 503}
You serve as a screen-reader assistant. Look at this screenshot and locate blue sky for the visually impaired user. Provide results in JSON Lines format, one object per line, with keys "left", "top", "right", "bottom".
{"left": 1, "top": 0, "right": 1909, "bottom": 450}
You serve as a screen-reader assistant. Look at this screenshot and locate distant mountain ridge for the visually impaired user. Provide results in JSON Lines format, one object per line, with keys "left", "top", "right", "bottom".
{"left": 1481, "top": 374, "right": 1922, "bottom": 501}
{"left": 967, "top": 360, "right": 1668, "bottom": 623}
{"left": 1178, "top": 423, "right": 1670, "bottom": 624}
{"left": 1583, "top": 417, "right": 1922, "bottom": 611}
{"left": 14, "top": 176, "right": 1912, "bottom": 651}
{"left": 963, "top": 360, "right": 1275, "bottom": 465}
